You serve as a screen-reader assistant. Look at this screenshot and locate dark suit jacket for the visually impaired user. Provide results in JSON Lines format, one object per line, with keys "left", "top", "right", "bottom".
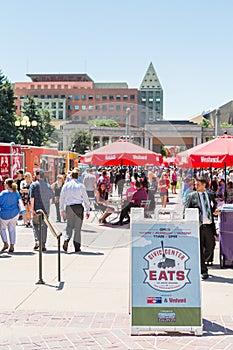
{"left": 184, "top": 190, "right": 217, "bottom": 233}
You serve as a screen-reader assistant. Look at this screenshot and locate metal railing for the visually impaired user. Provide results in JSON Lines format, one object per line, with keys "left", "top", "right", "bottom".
{"left": 35, "top": 209, "right": 62, "bottom": 285}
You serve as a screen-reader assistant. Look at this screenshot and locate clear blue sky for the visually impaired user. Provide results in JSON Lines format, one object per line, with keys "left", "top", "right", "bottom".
{"left": 2, "top": 0, "right": 233, "bottom": 120}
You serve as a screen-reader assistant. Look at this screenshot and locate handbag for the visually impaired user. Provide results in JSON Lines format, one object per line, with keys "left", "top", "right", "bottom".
{"left": 18, "top": 198, "right": 26, "bottom": 215}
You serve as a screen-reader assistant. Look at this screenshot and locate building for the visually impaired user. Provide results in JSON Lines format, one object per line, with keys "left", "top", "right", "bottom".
{"left": 14, "top": 74, "right": 139, "bottom": 127}
{"left": 138, "top": 62, "right": 163, "bottom": 126}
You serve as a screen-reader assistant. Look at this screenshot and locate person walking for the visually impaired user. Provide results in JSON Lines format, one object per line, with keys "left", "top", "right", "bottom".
{"left": 158, "top": 172, "right": 170, "bottom": 208}
{"left": 60, "top": 169, "right": 91, "bottom": 253}
{"left": 184, "top": 177, "right": 218, "bottom": 280}
{"left": 0, "top": 178, "right": 20, "bottom": 253}
{"left": 51, "top": 174, "right": 64, "bottom": 222}
{"left": 29, "top": 169, "right": 54, "bottom": 251}
{"left": 83, "top": 168, "right": 97, "bottom": 199}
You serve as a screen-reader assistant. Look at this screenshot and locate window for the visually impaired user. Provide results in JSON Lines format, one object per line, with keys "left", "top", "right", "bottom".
{"left": 40, "top": 95, "right": 45, "bottom": 99}
{"left": 88, "top": 95, "right": 93, "bottom": 100}
{"left": 130, "top": 95, "right": 135, "bottom": 100}
{"left": 68, "top": 105, "right": 73, "bottom": 110}
{"left": 102, "top": 105, "right": 107, "bottom": 111}
{"left": 44, "top": 102, "right": 49, "bottom": 107}
{"left": 61, "top": 95, "right": 65, "bottom": 98}
{"left": 54, "top": 95, "right": 59, "bottom": 98}
{"left": 68, "top": 95, "right": 72, "bottom": 100}
{"left": 116, "top": 116, "right": 121, "bottom": 121}
{"left": 109, "top": 105, "right": 114, "bottom": 110}
{"left": 95, "top": 95, "right": 100, "bottom": 99}
{"left": 109, "top": 95, "right": 114, "bottom": 100}
{"left": 58, "top": 111, "right": 63, "bottom": 119}
{"left": 102, "top": 95, "right": 107, "bottom": 100}
{"left": 75, "top": 95, "right": 79, "bottom": 100}
{"left": 75, "top": 105, "right": 79, "bottom": 110}
{"left": 74, "top": 115, "right": 79, "bottom": 121}
{"left": 88, "top": 105, "right": 94, "bottom": 110}
{"left": 52, "top": 102, "right": 57, "bottom": 108}
{"left": 96, "top": 105, "right": 100, "bottom": 110}
{"left": 123, "top": 95, "right": 128, "bottom": 100}
{"left": 37, "top": 102, "right": 42, "bottom": 108}
{"left": 88, "top": 116, "right": 93, "bottom": 120}
{"left": 33, "top": 95, "right": 38, "bottom": 98}
{"left": 81, "top": 94, "right": 86, "bottom": 100}
{"left": 58, "top": 102, "right": 63, "bottom": 108}
{"left": 81, "top": 116, "right": 86, "bottom": 121}
{"left": 116, "top": 95, "right": 121, "bottom": 100}
{"left": 82, "top": 105, "right": 86, "bottom": 110}
{"left": 116, "top": 105, "right": 121, "bottom": 111}
{"left": 20, "top": 96, "right": 25, "bottom": 99}
{"left": 47, "top": 95, "right": 52, "bottom": 99}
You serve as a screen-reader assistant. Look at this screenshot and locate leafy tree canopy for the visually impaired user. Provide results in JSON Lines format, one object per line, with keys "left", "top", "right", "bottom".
{"left": 88, "top": 119, "right": 120, "bottom": 127}
{"left": 69, "top": 129, "right": 91, "bottom": 154}
{"left": 0, "top": 70, "right": 18, "bottom": 142}
{"left": 18, "top": 96, "right": 55, "bottom": 146}
{"left": 201, "top": 118, "right": 210, "bottom": 128}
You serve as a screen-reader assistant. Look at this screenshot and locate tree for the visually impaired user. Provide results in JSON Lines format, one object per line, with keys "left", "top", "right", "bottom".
{"left": 0, "top": 71, "right": 18, "bottom": 142}
{"left": 201, "top": 118, "right": 210, "bottom": 128}
{"left": 88, "top": 120, "right": 120, "bottom": 127}
{"left": 19, "top": 96, "right": 55, "bottom": 146}
{"left": 69, "top": 129, "right": 91, "bottom": 154}
{"left": 40, "top": 109, "right": 55, "bottom": 145}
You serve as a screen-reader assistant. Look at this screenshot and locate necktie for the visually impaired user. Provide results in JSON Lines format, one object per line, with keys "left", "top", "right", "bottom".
{"left": 202, "top": 192, "right": 211, "bottom": 221}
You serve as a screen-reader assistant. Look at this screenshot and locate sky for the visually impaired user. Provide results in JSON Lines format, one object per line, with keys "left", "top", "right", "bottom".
{"left": 1, "top": 0, "right": 233, "bottom": 120}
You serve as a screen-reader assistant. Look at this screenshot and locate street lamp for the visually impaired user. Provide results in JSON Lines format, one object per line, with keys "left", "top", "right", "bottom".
{"left": 15, "top": 116, "right": 38, "bottom": 145}
{"left": 215, "top": 108, "right": 221, "bottom": 137}
{"left": 125, "top": 107, "right": 131, "bottom": 140}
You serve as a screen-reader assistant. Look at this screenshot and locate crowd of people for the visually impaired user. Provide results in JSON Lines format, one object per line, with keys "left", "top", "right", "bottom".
{"left": 0, "top": 165, "right": 172, "bottom": 253}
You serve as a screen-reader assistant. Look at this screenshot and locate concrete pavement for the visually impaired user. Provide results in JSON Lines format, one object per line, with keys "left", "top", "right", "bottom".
{"left": 0, "top": 192, "right": 233, "bottom": 349}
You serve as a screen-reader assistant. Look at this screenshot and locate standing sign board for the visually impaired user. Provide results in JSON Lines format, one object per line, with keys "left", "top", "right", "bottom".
{"left": 131, "top": 208, "right": 202, "bottom": 336}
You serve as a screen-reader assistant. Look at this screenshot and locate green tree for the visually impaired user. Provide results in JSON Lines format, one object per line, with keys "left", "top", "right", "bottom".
{"left": 18, "top": 96, "right": 55, "bottom": 146}
{"left": 40, "top": 109, "right": 55, "bottom": 145}
{"left": 201, "top": 118, "right": 210, "bottom": 128}
{"left": 88, "top": 119, "right": 120, "bottom": 127}
{"left": 0, "top": 71, "right": 18, "bottom": 142}
{"left": 69, "top": 129, "right": 91, "bottom": 154}
{"left": 160, "top": 145, "right": 166, "bottom": 157}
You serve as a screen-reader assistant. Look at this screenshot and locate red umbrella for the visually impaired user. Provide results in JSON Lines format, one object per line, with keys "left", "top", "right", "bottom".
{"left": 80, "top": 140, "right": 162, "bottom": 166}
{"left": 176, "top": 134, "right": 233, "bottom": 168}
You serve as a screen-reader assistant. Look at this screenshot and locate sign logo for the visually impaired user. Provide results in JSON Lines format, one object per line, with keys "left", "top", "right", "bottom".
{"left": 146, "top": 297, "right": 162, "bottom": 304}
{"left": 144, "top": 241, "right": 190, "bottom": 292}
{"left": 201, "top": 156, "right": 219, "bottom": 162}
{"left": 133, "top": 155, "right": 147, "bottom": 160}
{"left": 105, "top": 155, "right": 116, "bottom": 160}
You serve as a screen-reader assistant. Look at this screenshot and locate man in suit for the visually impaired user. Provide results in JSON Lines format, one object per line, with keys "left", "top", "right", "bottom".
{"left": 184, "top": 177, "right": 217, "bottom": 280}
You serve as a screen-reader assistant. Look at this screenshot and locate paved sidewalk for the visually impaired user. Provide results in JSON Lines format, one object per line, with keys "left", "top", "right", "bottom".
{"left": 0, "top": 192, "right": 233, "bottom": 349}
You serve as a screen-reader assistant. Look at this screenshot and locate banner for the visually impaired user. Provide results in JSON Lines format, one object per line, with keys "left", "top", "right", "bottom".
{"left": 131, "top": 210, "right": 202, "bottom": 335}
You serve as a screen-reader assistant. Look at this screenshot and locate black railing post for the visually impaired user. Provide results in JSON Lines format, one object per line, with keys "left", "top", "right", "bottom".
{"left": 36, "top": 212, "right": 45, "bottom": 285}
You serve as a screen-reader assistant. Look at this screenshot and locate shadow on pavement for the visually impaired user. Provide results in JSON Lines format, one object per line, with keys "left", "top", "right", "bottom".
{"left": 8, "top": 252, "right": 35, "bottom": 256}
{"left": 206, "top": 274, "right": 233, "bottom": 284}
{"left": 68, "top": 251, "right": 104, "bottom": 256}
{"left": 203, "top": 318, "right": 233, "bottom": 335}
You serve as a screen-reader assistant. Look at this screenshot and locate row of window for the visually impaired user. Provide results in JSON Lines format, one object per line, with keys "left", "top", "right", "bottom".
{"left": 72, "top": 115, "right": 135, "bottom": 122}
{"left": 18, "top": 94, "right": 135, "bottom": 101}
{"left": 67, "top": 104, "right": 136, "bottom": 111}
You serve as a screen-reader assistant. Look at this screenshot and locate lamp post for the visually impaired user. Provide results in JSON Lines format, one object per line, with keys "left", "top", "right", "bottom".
{"left": 215, "top": 108, "right": 221, "bottom": 137}
{"left": 125, "top": 107, "right": 131, "bottom": 141}
{"left": 15, "top": 116, "right": 38, "bottom": 145}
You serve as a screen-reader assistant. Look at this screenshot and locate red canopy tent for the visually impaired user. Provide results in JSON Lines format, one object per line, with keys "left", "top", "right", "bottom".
{"left": 175, "top": 134, "right": 233, "bottom": 168}
{"left": 80, "top": 140, "right": 163, "bottom": 166}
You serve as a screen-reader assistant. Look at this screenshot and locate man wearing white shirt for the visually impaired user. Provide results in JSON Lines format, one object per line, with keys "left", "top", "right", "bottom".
{"left": 60, "top": 169, "right": 90, "bottom": 253}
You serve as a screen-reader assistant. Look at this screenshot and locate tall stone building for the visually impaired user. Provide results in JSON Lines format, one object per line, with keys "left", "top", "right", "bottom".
{"left": 138, "top": 62, "right": 163, "bottom": 127}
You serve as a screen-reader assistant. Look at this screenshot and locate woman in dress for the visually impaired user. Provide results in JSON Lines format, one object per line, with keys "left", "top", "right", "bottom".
{"left": 158, "top": 172, "right": 170, "bottom": 208}
{"left": 0, "top": 178, "right": 20, "bottom": 253}
{"left": 20, "top": 172, "right": 32, "bottom": 227}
